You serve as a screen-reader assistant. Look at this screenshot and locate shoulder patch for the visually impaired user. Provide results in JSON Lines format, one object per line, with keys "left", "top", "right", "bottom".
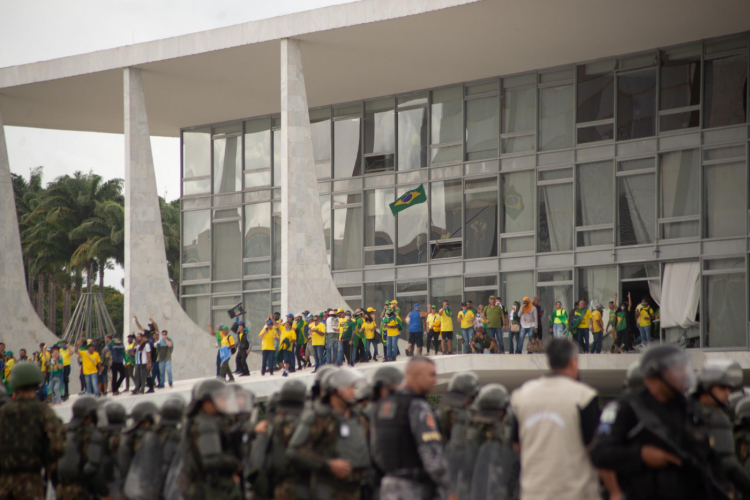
{"left": 600, "top": 401, "right": 619, "bottom": 424}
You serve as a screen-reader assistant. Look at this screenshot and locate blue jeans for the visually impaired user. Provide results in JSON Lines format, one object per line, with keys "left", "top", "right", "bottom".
{"left": 461, "top": 327, "right": 475, "bottom": 353}
{"left": 215, "top": 350, "right": 221, "bottom": 377}
{"left": 159, "top": 360, "right": 173, "bottom": 386}
{"left": 508, "top": 328, "right": 520, "bottom": 353}
{"left": 366, "top": 339, "right": 378, "bottom": 359}
{"left": 553, "top": 323, "right": 565, "bottom": 339}
{"left": 313, "top": 345, "right": 324, "bottom": 370}
{"left": 152, "top": 362, "right": 162, "bottom": 387}
{"left": 386, "top": 336, "right": 399, "bottom": 360}
{"left": 325, "top": 337, "right": 338, "bottom": 364}
{"left": 84, "top": 373, "right": 99, "bottom": 396}
{"left": 486, "top": 328, "right": 504, "bottom": 352}
{"left": 517, "top": 327, "right": 533, "bottom": 353}
{"left": 576, "top": 328, "right": 590, "bottom": 353}
{"left": 592, "top": 332, "right": 603, "bottom": 353}
{"left": 261, "top": 350, "right": 275, "bottom": 375}
{"left": 337, "top": 340, "right": 346, "bottom": 365}
{"left": 638, "top": 325, "right": 652, "bottom": 345}
{"left": 50, "top": 374, "right": 63, "bottom": 403}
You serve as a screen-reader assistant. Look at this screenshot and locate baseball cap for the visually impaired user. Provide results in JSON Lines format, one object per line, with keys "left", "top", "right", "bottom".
{"left": 337, "top": 308, "right": 344, "bottom": 314}
{"left": 461, "top": 302, "right": 467, "bottom": 306}
{"left": 489, "top": 295, "right": 496, "bottom": 300}
{"left": 266, "top": 320, "right": 273, "bottom": 325}
{"left": 220, "top": 325, "right": 230, "bottom": 331}
{"left": 366, "top": 307, "right": 376, "bottom": 313}
{"left": 413, "top": 303, "right": 420, "bottom": 309}
{"left": 286, "top": 313, "right": 294, "bottom": 318}
{"left": 431, "top": 304, "right": 437, "bottom": 309}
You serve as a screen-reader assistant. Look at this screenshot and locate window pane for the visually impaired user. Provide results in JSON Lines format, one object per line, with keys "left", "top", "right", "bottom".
{"left": 272, "top": 129, "right": 281, "bottom": 187}
{"left": 618, "top": 174, "right": 655, "bottom": 245}
{"left": 503, "top": 134, "right": 536, "bottom": 154}
{"left": 502, "top": 170, "right": 534, "bottom": 233}
{"left": 661, "top": 220, "right": 699, "bottom": 239}
{"left": 365, "top": 188, "right": 395, "bottom": 247}
{"left": 244, "top": 203, "right": 271, "bottom": 258}
{"left": 364, "top": 154, "right": 395, "bottom": 174}
{"left": 617, "top": 70, "right": 656, "bottom": 141}
{"left": 244, "top": 260, "right": 271, "bottom": 277}
{"left": 320, "top": 195, "right": 331, "bottom": 259}
{"left": 334, "top": 118, "right": 362, "bottom": 178}
{"left": 503, "top": 271, "right": 534, "bottom": 308}
{"left": 537, "top": 270, "right": 571, "bottom": 282}
{"left": 365, "top": 249, "right": 395, "bottom": 266}
{"left": 430, "top": 276, "right": 462, "bottom": 327}
{"left": 578, "top": 266, "right": 617, "bottom": 310}
{"left": 183, "top": 127, "right": 211, "bottom": 178}
{"left": 502, "top": 235, "right": 534, "bottom": 253}
{"left": 705, "top": 258, "right": 745, "bottom": 271}
{"left": 660, "top": 45, "right": 701, "bottom": 111}
{"left": 183, "top": 178, "right": 210, "bottom": 196}
{"left": 213, "top": 221, "right": 242, "bottom": 280}
{"left": 705, "top": 161, "right": 746, "bottom": 238}
{"left": 577, "top": 161, "right": 614, "bottom": 226}
{"left": 539, "top": 168, "right": 572, "bottom": 181}
{"left": 577, "top": 229, "right": 613, "bottom": 247}
{"left": 577, "top": 66, "right": 614, "bottom": 123}
{"left": 618, "top": 157, "right": 654, "bottom": 172}
{"left": 431, "top": 86, "right": 463, "bottom": 144}
{"left": 578, "top": 124, "right": 614, "bottom": 144}
{"left": 397, "top": 185, "right": 429, "bottom": 266}
{"left": 659, "top": 149, "right": 700, "bottom": 219}
{"left": 430, "top": 144, "right": 462, "bottom": 164}
{"left": 310, "top": 108, "right": 332, "bottom": 162}
{"left": 465, "top": 275, "right": 497, "bottom": 288}
{"left": 183, "top": 266, "right": 209, "bottom": 281}
{"left": 465, "top": 190, "right": 498, "bottom": 259}
{"left": 705, "top": 273, "right": 746, "bottom": 348}
{"left": 244, "top": 170, "right": 271, "bottom": 189}
{"left": 539, "top": 85, "right": 575, "bottom": 151}
{"left": 365, "top": 98, "right": 395, "bottom": 154}
{"left": 538, "top": 183, "right": 573, "bottom": 252}
{"left": 704, "top": 54, "right": 749, "bottom": 129}
{"left": 183, "top": 210, "right": 211, "bottom": 264}
{"left": 272, "top": 215, "right": 281, "bottom": 275}
{"left": 430, "top": 180, "right": 463, "bottom": 240}
{"left": 466, "top": 96, "right": 499, "bottom": 160}
{"left": 431, "top": 241, "right": 462, "bottom": 259}
{"left": 502, "top": 86, "right": 535, "bottom": 134}
{"left": 213, "top": 136, "right": 241, "bottom": 194}
{"left": 398, "top": 107, "right": 428, "bottom": 171}
{"left": 244, "top": 118, "right": 271, "bottom": 171}
{"left": 660, "top": 110, "right": 701, "bottom": 132}
{"left": 333, "top": 206, "right": 363, "bottom": 270}
{"left": 182, "top": 296, "right": 210, "bottom": 333}
{"left": 244, "top": 291, "right": 270, "bottom": 350}
{"left": 365, "top": 282, "right": 394, "bottom": 312}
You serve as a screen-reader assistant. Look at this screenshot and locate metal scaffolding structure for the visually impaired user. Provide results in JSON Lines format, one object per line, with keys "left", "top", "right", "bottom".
{"left": 62, "top": 292, "right": 118, "bottom": 345}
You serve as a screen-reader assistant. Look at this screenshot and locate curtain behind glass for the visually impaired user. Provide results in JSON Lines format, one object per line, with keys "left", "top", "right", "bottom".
{"left": 465, "top": 190, "right": 498, "bottom": 259}
{"left": 705, "top": 273, "right": 746, "bottom": 348}
{"left": 660, "top": 149, "right": 699, "bottom": 219}
{"left": 430, "top": 180, "right": 463, "bottom": 240}
{"left": 539, "top": 85, "right": 574, "bottom": 151}
{"left": 576, "top": 161, "right": 614, "bottom": 247}
{"left": 365, "top": 188, "right": 395, "bottom": 247}
{"left": 502, "top": 170, "right": 535, "bottom": 233}
{"left": 577, "top": 266, "right": 617, "bottom": 310}
{"left": 538, "top": 183, "right": 573, "bottom": 252}
{"left": 244, "top": 203, "right": 271, "bottom": 259}
{"left": 183, "top": 296, "right": 210, "bottom": 333}
{"left": 333, "top": 206, "right": 363, "bottom": 270}
{"left": 398, "top": 107, "right": 428, "bottom": 170}
{"left": 618, "top": 174, "right": 655, "bottom": 245}
{"left": 704, "top": 54, "right": 748, "bottom": 129}
{"left": 431, "top": 87, "right": 463, "bottom": 144}
{"left": 466, "top": 96, "right": 499, "bottom": 159}
{"left": 705, "top": 162, "right": 746, "bottom": 238}
{"left": 334, "top": 118, "right": 362, "bottom": 178}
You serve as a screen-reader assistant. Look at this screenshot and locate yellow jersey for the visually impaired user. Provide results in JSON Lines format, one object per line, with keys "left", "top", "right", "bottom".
{"left": 81, "top": 350, "right": 100, "bottom": 376}
{"left": 59, "top": 347, "right": 72, "bottom": 367}
{"left": 259, "top": 326, "right": 279, "bottom": 351}
{"left": 439, "top": 309, "right": 453, "bottom": 332}
{"left": 636, "top": 304, "right": 654, "bottom": 327}
{"left": 280, "top": 327, "right": 296, "bottom": 351}
{"left": 591, "top": 310, "right": 603, "bottom": 333}
{"left": 458, "top": 310, "right": 475, "bottom": 329}
{"left": 309, "top": 322, "right": 326, "bottom": 346}
{"left": 363, "top": 321, "right": 376, "bottom": 340}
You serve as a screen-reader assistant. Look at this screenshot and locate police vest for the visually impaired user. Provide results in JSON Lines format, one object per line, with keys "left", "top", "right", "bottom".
{"left": 373, "top": 391, "right": 425, "bottom": 473}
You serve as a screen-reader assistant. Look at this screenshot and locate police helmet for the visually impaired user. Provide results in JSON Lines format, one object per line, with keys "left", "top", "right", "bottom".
{"left": 278, "top": 380, "right": 307, "bottom": 411}
{"left": 186, "top": 378, "right": 228, "bottom": 416}
{"left": 160, "top": 396, "right": 187, "bottom": 425}
{"left": 735, "top": 395, "right": 750, "bottom": 426}
{"left": 69, "top": 396, "right": 99, "bottom": 429}
{"left": 0, "top": 384, "right": 8, "bottom": 407}
{"left": 229, "top": 385, "right": 255, "bottom": 415}
{"left": 9, "top": 362, "right": 44, "bottom": 390}
{"left": 371, "top": 365, "right": 403, "bottom": 394}
{"left": 97, "top": 401, "right": 127, "bottom": 431}
{"left": 311, "top": 365, "right": 337, "bottom": 400}
{"left": 321, "top": 366, "right": 362, "bottom": 397}
{"left": 265, "top": 392, "right": 280, "bottom": 419}
{"left": 443, "top": 372, "right": 480, "bottom": 407}
{"left": 624, "top": 361, "right": 644, "bottom": 390}
{"left": 354, "top": 378, "right": 373, "bottom": 402}
{"left": 124, "top": 401, "right": 159, "bottom": 433}
{"left": 695, "top": 359, "right": 743, "bottom": 394}
{"left": 728, "top": 389, "right": 750, "bottom": 421}
{"left": 470, "top": 383, "right": 509, "bottom": 420}
{"left": 640, "top": 344, "right": 693, "bottom": 394}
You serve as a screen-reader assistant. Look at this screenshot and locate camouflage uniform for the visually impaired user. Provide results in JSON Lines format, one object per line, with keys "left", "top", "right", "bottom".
{"left": 286, "top": 401, "right": 371, "bottom": 500}
{"left": 184, "top": 413, "right": 242, "bottom": 500}
{"left": 435, "top": 404, "right": 467, "bottom": 445}
{"left": 0, "top": 398, "right": 65, "bottom": 500}
{"left": 57, "top": 422, "right": 106, "bottom": 500}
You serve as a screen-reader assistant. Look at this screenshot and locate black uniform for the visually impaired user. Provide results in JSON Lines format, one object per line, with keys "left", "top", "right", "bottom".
{"left": 590, "top": 386, "right": 730, "bottom": 500}
{"left": 699, "top": 404, "right": 750, "bottom": 498}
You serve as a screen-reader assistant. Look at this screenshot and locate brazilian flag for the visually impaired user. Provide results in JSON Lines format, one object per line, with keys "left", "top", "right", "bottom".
{"left": 389, "top": 184, "right": 427, "bottom": 216}
{"left": 504, "top": 184, "right": 525, "bottom": 220}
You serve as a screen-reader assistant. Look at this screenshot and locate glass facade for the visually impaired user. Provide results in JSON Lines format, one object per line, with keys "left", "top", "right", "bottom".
{"left": 181, "top": 32, "right": 750, "bottom": 349}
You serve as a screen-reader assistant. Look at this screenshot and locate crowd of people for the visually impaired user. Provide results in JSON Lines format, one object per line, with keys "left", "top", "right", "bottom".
{"left": 0, "top": 338, "right": 747, "bottom": 500}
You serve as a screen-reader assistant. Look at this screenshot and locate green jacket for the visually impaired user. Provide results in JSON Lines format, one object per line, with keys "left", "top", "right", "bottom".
{"left": 549, "top": 308, "right": 569, "bottom": 329}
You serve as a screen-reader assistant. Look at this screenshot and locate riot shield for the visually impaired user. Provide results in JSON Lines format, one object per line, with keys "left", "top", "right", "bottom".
{"left": 163, "top": 440, "right": 187, "bottom": 500}
{"left": 454, "top": 438, "right": 479, "bottom": 500}
{"left": 469, "top": 440, "right": 519, "bottom": 500}
{"left": 123, "top": 431, "right": 163, "bottom": 500}
{"left": 445, "top": 435, "right": 469, "bottom": 499}
{"left": 246, "top": 426, "right": 273, "bottom": 498}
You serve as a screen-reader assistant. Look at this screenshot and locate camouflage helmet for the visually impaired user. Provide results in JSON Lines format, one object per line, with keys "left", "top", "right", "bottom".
{"left": 187, "top": 378, "right": 227, "bottom": 415}
{"left": 69, "top": 396, "right": 99, "bottom": 429}
{"left": 229, "top": 385, "right": 255, "bottom": 415}
{"left": 321, "top": 366, "right": 362, "bottom": 397}
{"left": 735, "top": 395, "right": 750, "bottom": 426}
{"left": 125, "top": 401, "right": 159, "bottom": 433}
{"left": 97, "top": 401, "right": 127, "bottom": 430}
{"left": 9, "top": 361, "right": 44, "bottom": 390}
{"left": 728, "top": 389, "right": 750, "bottom": 421}
{"left": 311, "top": 365, "right": 337, "bottom": 400}
{"left": 372, "top": 365, "right": 403, "bottom": 389}
{"left": 265, "top": 392, "right": 280, "bottom": 419}
{"left": 160, "top": 396, "right": 187, "bottom": 425}
{"left": 624, "top": 361, "right": 644, "bottom": 390}
{"left": 443, "top": 372, "right": 480, "bottom": 407}
{"left": 354, "top": 378, "right": 373, "bottom": 402}
{"left": 695, "top": 359, "right": 743, "bottom": 393}
{"left": 278, "top": 380, "right": 307, "bottom": 411}
{"left": 470, "top": 383, "right": 509, "bottom": 420}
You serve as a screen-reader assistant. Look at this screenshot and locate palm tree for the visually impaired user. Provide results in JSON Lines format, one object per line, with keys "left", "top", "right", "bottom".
{"left": 12, "top": 167, "right": 45, "bottom": 302}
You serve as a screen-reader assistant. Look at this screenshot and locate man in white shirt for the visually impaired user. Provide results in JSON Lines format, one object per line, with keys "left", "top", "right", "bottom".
{"left": 131, "top": 332, "right": 153, "bottom": 395}
{"left": 511, "top": 338, "right": 601, "bottom": 500}
{"left": 325, "top": 309, "right": 340, "bottom": 365}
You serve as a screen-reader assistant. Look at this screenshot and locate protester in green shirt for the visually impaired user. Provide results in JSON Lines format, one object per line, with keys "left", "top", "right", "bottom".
{"left": 614, "top": 292, "right": 632, "bottom": 353}
{"left": 351, "top": 310, "right": 367, "bottom": 364}
{"left": 484, "top": 296, "right": 507, "bottom": 354}
{"left": 337, "top": 312, "right": 356, "bottom": 366}
{"left": 549, "top": 301, "right": 569, "bottom": 339}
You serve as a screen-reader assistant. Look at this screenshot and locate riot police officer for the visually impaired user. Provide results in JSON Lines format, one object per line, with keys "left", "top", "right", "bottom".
{"left": 121, "top": 401, "right": 161, "bottom": 500}
{"left": 734, "top": 396, "right": 750, "bottom": 471}
{"left": 370, "top": 366, "right": 403, "bottom": 404}
{"left": 156, "top": 396, "right": 187, "bottom": 493}
{"left": 95, "top": 401, "right": 127, "bottom": 500}
{"left": 118, "top": 401, "right": 159, "bottom": 477}
{"left": 287, "top": 367, "right": 371, "bottom": 500}
{"left": 57, "top": 396, "right": 109, "bottom": 500}
{"left": 0, "top": 362, "right": 65, "bottom": 499}
{"left": 0, "top": 384, "right": 8, "bottom": 408}
{"left": 591, "top": 345, "right": 731, "bottom": 500}
{"left": 694, "top": 359, "right": 750, "bottom": 497}
{"left": 310, "top": 365, "right": 337, "bottom": 402}
{"left": 436, "top": 372, "right": 479, "bottom": 444}
{"left": 372, "top": 357, "right": 455, "bottom": 500}
{"left": 624, "top": 360, "right": 644, "bottom": 391}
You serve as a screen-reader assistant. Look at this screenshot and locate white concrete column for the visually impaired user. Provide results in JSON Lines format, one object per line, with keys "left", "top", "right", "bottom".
{"left": 124, "top": 67, "right": 233, "bottom": 379}
{"left": 0, "top": 107, "right": 59, "bottom": 349}
{"left": 280, "top": 39, "right": 347, "bottom": 314}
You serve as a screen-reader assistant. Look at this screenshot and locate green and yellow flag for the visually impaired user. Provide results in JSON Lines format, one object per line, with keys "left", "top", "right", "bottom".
{"left": 389, "top": 184, "right": 427, "bottom": 216}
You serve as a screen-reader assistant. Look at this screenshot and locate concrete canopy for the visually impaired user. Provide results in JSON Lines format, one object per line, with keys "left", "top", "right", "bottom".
{"left": 1, "top": 0, "right": 749, "bottom": 138}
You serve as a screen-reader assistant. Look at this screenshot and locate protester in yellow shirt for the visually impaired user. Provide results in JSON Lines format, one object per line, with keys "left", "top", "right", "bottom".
{"left": 259, "top": 317, "right": 280, "bottom": 376}
{"left": 81, "top": 343, "right": 101, "bottom": 396}
{"left": 58, "top": 339, "right": 73, "bottom": 401}
{"left": 590, "top": 305, "right": 604, "bottom": 354}
{"left": 425, "top": 305, "right": 441, "bottom": 355}
{"left": 309, "top": 314, "right": 327, "bottom": 373}
{"left": 635, "top": 298, "right": 655, "bottom": 346}
{"left": 457, "top": 302, "right": 476, "bottom": 353}
{"left": 279, "top": 314, "right": 297, "bottom": 377}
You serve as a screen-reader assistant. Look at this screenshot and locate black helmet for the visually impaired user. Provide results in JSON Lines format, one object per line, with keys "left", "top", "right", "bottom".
{"left": 186, "top": 379, "right": 227, "bottom": 416}
{"left": 9, "top": 362, "right": 44, "bottom": 390}
{"left": 372, "top": 366, "right": 403, "bottom": 390}
{"left": 125, "top": 401, "right": 159, "bottom": 433}
{"left": 624, "top": 361, "right": 644, "bottom": 391}
{"left": 443, "top": 372, "right": 480, "bottom": 407}
{"left": 640, "top": 344, "right": 693, "bottom": 394}
{"left": 735, "top": 395, "right": 750, "bottom": 426}
{"left": 69, "top": 396, "right": 99, "bottom": 429}
{"left": 470, "top": 383, "right": 509, "bottom": 421}
{"left": 728, "top": 389, "right": 750, "bottom": 421}
{"left": 311, "top": 365, "right": 337, "bottom": 400}
{"left": 321, "top": 367, "right": 362, "bottom": 398}
{"left": 695, "top": 359, "right": 743, "bottom": 394}
{"left": 229, "top": 385, "right": 255, "bottom": 415}
{"left": 160, "top": 396, "right": 187, "bottom": 425}
{"left": 278, "top": 380, "right": 307, "bottom": 411}
{"left": 97, "top": 401, "right": 127, "bottom": 431}
{"left": 265, "top": 392, "right": 280, "bottom": 419}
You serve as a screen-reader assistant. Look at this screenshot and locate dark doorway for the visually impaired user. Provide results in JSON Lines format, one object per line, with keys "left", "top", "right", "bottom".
{"left": 621, "top": 280, "right": 657, "bottom": 346}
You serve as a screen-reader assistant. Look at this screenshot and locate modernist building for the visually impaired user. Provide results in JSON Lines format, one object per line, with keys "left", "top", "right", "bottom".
{"left": 2, "top": 0, "right": 750, "bottom": 386}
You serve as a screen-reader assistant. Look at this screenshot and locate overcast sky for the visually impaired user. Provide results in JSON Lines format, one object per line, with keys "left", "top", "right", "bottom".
{"left": 0, "top": 0, "right": 349, "bottom": 289}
